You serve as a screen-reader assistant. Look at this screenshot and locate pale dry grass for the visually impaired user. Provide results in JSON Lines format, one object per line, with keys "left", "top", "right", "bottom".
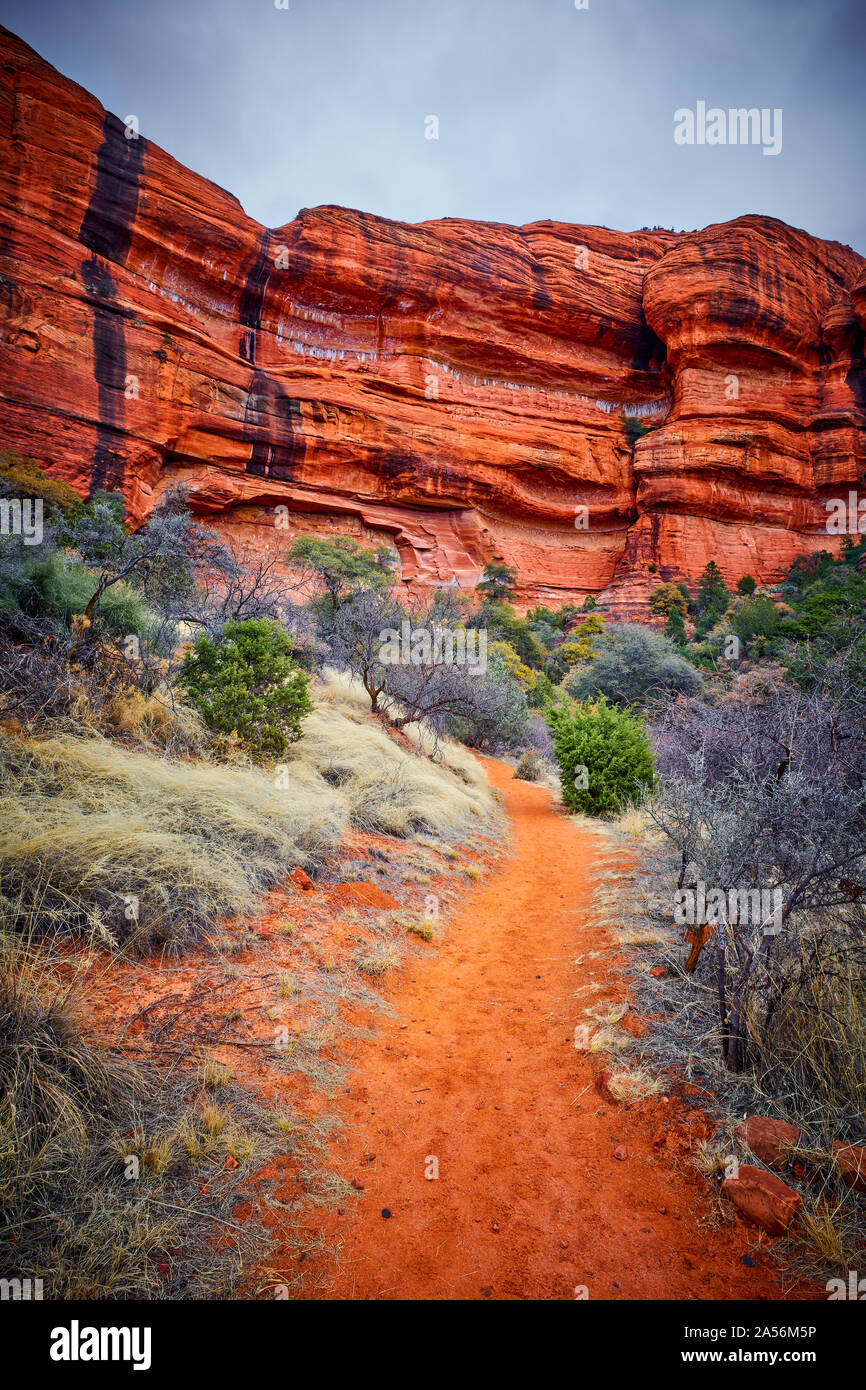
{"left": 589, "top": 1025, "right": 633, "bottom": 1053}
{"left": 297, "top": 672, "right": 497, "bottom": 841}
{"left": 0, "top": 897, "right": 268, "bottom": 1297}
{"left": 0, "top": 730, "right": 343, "bottom": 949}
{"left": 607, "top": 1064, "right": 667, "bottom": 1104}
{"left": 102, "top": 686, "right": 207, "bottom": 753}
{"left": 0, "top": 672, "right": 498, "bottom": 951}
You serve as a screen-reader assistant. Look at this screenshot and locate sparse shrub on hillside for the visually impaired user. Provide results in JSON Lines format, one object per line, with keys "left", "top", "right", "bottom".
{"left": 180, "top": 540, "right": 294, "bottom": 639}
{"left": 563, "top": 623, "right": 702, "bottom": 708}
{"left": 0, "top": 482, "right": 254, "bottom": 725}
{"left": 648, "top": 656, "right": 866, "bottom": 1072}
{"left": 649, "top": 583, "right": 688, "bottom": 617}
{"left": 179, "top": 618, "right": 313, "bottom": 757}
{"left": 57, "top": 487, "right": 229, "bottom": 634}
{"left": 325, "top": 589, "right": 530, "bottom": 751}
{"left": 514, "top": 749, "right": 544, "bottom": 782}
{"left": 548, "top": 696, "right": 655, "bottom": 816}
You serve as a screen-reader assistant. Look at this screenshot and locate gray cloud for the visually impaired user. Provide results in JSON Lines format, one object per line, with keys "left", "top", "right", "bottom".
{"left": 2, "top": 0, "right": 863, "bottom": 251}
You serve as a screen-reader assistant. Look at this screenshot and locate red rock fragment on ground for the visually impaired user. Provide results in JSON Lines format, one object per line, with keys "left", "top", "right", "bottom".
{"left": 832, "top": 1141, "right": 866, "bottom": 1194}
{"left": 290, "top": 867, "right": 314, "bottom": 892}
{"left": 734, "top": 1116, "right": 804, "bottom": 1171}
{"left": 722, "top": 1165, "right": 803, "bottom": 1236}
{"left": 593, "top": 1068, "right": 618, "bottom": 1105}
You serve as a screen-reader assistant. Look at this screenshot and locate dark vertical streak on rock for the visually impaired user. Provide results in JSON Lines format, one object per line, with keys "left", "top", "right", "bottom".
{"left": 241, "top": 229, "right": 304, "bottom": 479}
{"left": 78, "top": 113, "right": 145, "bottom": 494}
{"left": 79, "top": 113, "right": 145, "bottom": 265}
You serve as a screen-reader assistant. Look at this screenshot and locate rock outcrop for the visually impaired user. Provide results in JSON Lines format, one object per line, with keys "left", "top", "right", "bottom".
{"left": 1, "top": 27, "right": 864, "bottom": 611}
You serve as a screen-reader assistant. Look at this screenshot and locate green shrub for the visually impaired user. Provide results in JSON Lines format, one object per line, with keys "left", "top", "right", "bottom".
{"left": 548, "top": 696, "right": 655, "bottom": 816}
{"left": 621, "top": 415, "right": 652, "bottom": 449}
{"left": 0, "top": 449, "right": 82, "bottom": 515}
{"left": 476, "top": 562, "right": 517, "bottom": 603}
{"left": 562, "top": 623, "right": 702, "bottom": 708}
{"left": 179, "top": 618, "right": 313, "bottom": 757}
{"left": 33, "top": 554, "right": 148, "bottom": 636}
{"left": 664, "top": 605, "right": 688, "bottom": 648}
{"left": 649, "top": 583, "right": 687, "bottom": 617}
{"left": 728, "top": 594, "right": 782, "bottom": 650}
{"left": 693, "top": 559, "right": 730, "bottom": 635}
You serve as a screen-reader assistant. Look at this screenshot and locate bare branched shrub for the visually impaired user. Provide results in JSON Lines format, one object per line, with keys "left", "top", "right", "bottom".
{"left": 647, "top": 667, "right": 866, "bottom": 1074}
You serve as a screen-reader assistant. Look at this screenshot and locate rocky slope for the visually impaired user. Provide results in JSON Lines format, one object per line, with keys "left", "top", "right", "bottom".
{"left": 1, "top": 26, "right": 863, "bottom": 612}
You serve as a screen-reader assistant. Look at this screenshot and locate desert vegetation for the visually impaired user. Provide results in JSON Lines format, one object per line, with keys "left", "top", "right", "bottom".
{"left": 0, "top": 454, "right": 505, "bottom": 1296}
{"left": 2, "top": 441, "right": 864, "bottom": 1294}
{"left": 577, "top": 548, "right": 866, "bottom": 1278}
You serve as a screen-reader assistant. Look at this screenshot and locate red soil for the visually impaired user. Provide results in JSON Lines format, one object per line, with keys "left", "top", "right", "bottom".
{"left": 282, "top": 760, "right": 814, "bottom": 1300}
{"left": 76, "top": 758, "right": 816, "bottom": 1300}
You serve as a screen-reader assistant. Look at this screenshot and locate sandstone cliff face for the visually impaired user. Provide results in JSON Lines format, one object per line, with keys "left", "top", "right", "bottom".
{"left": 1, "top": 27, "right": 864, "bottom": 612}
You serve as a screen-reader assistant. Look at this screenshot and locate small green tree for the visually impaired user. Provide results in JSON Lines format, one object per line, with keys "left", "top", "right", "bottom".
{"left": 547, "top": 696, "right": 655, "bottom": 816}
{"left": 179, "top": 618, "right": 313, "bottom": 757}
{"left": 696, "top": 560, "right": 729, "bottom": 617}
{"left": 736, "top": 573, "right": 757, "bottom": 596}
{"left": 664, "top": 604, "right": 688, "bottom": 648}
{"left": 621, "top": 415, "right": 652, "bottom": 450}
{"left": 287, "top": 535, "right": 395, "bottom": 620}
{"left": 476, "top": 562, "right": 517, "bottom": 604}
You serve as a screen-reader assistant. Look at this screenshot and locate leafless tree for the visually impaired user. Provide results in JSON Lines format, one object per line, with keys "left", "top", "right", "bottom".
{"left": 647, "top": 666, "right": 866, "bottom": 1071}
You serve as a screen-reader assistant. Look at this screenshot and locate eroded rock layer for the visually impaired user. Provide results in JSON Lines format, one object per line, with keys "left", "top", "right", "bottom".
{"left": 1, "top": 27, "right": 864, "bottom": 612}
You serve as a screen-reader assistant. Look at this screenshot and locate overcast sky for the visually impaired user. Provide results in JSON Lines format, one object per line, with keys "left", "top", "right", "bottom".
{"left": 2, "top": 0, "right": 863, "bottom": 252}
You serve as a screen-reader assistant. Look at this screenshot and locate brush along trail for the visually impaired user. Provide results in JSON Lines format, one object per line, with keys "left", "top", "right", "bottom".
{"left": 287, "top": 759, "right": 809, "bottom": 1300}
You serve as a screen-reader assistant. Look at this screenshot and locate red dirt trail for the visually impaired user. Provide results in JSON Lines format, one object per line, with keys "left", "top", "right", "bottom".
{"left": 291, "top": 760, "right": 808, "bottom": 1300}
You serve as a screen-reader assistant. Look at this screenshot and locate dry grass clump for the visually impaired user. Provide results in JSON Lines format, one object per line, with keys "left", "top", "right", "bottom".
{"left": 606, "top": 1064, "right": 667, "bottom": 1104}
{"left": 0, "top": 668, "right": 497, "bottom": 952}
{"left": 356, "top": 942, "right": 402, "bottom": 977}
{"left": 199, "top": 1058, "right": 232, "bottom": 1090}
{"left": 100, "top": 685, "right": 210, "bottom": 756}
{"left": 589, "top": 1025, "right": 633, "bottom": 1054}
{"left": 288, "top": 672, "right": 498, "bottom": 841}
{"left": 0, "top": 729, "right": 344, "bottom": 950}
{"left": 0, "top": 902, "right": 267, "bottom": 1297}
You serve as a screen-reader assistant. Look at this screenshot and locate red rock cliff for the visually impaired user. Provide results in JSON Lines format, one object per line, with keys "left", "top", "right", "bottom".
{"left": 1, "top": 27, "right": 863, "bottom": 612}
